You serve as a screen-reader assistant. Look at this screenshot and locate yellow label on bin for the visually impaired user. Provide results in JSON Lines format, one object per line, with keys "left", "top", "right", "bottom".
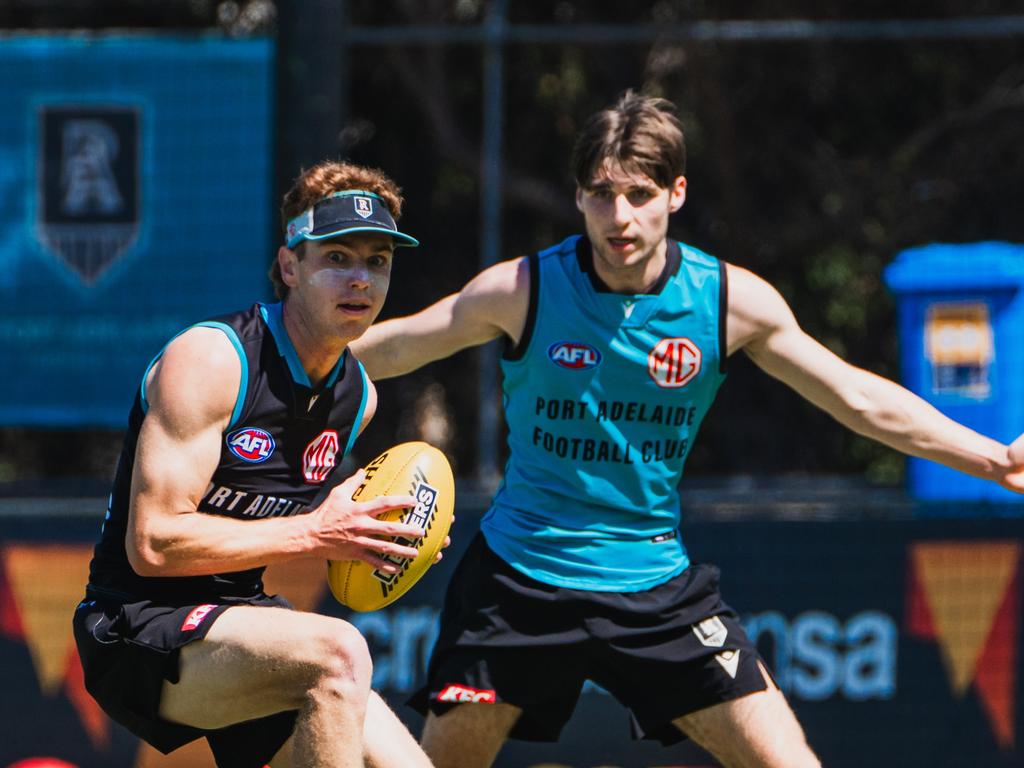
{"left": 924, "top": 301, "right": 993, "bottom": 399}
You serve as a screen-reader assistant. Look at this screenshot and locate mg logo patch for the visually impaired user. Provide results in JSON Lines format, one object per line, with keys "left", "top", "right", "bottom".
{"left": 303, "top": 429, "right": 339, "bottom": 483}
{"left": 354, "top": 196, "right": 373, "bottom": 218}
{"left": 37, "top": 105, "right": 140, "bottom": 283}
{"left": 648, "top": 337, "right": 702, "bottom": 388}
{"left": 226, "top": 427, "right": 276, "bottom": 463}
{"left": 548, "top": 341, "right": 602, "bottom": 370}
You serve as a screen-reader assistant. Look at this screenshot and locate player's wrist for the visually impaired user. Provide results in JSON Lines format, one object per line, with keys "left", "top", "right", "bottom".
{"left": 298, "top": 507, "right": 330, "bottom": 559}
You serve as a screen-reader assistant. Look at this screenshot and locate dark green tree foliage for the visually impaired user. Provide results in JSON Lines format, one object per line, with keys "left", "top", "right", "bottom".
{"left": 4, "top": 2, "right": 1022, "bottom": 485}
{"left": 341, "top": 2, "right": 1024, "bottom": 482}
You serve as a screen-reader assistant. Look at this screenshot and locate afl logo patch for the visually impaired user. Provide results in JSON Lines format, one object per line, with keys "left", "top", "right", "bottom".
{"left": 227, "top": 427, "right": 276, "bottom": 463}
{"left": 303, "top": 429, "right": 339, "bottom": 484}
{"left": 648, "top": 337, "right": 701, "bottom": 388}
{"left": 548, "top": 341, "right": 602, "bottom": 370}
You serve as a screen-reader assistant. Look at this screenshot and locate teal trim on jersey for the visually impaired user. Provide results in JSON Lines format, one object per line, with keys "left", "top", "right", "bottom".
{"left": 138, "top": 352, "right": 162, "bottom": 413}
{"left": 483, "top": 235, "right": 726, "bottom": 591}
{"left": 139, "top": 322, "right": 248, "bottom": 429}
{"left": 343, "top": 359, "right": 370, "bottom": 458}
{"left": 260, "top": 302, "right": 312, "bottom": 387}
{"left": 195, "top": 322, "right": 248, "bottom": 428}
{"left": 325, "top": 348, "right": 347, "bottom": 389}
{"left": 260, "top": 302, "right": 348, "bottom": 389}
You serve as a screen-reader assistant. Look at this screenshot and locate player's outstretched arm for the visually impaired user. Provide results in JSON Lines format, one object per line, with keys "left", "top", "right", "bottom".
{"left": 126, "top": 328, "right": 423, "bottom": 578}
{"left": 352, "top": 256, "right": 530, "bottom": 379}
{"left": 727, "top": 263, "right": 1024, "bottom": 493}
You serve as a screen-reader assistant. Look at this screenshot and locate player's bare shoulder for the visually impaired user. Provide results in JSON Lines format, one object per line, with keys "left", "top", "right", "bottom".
{"left": 724, "top": 263, "right": 798, "bottom": 356}
{"left": 463, "top": 255, "right": 529, "bottom": 300}
{"left": 145, "top": 326, "right": 242, "bottom": 433}
{"left": 459, "top": 255, "right": 532, "bottom": 344}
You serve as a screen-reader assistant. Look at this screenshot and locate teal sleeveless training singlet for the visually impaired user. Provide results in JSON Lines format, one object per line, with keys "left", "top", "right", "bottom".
{"left": 482, "top": 235, "right": 727, "bottom": 591}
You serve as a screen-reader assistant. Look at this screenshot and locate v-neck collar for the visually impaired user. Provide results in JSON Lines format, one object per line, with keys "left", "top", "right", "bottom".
{"left": 259, "top": 302, "right": 346, "bottom": 390}
{"left": 572, "top": 237, "right": 681, "bottom": 328}
{"left": 576, "top": 236, "right": 681, "bottom": 296}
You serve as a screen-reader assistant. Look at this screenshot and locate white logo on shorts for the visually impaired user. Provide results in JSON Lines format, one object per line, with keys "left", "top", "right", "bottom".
{"left": 693, "top": 616, "right": 728, "bottom": 648}
{"left": 715, "top": 650, "right": 740, "bottom": 679}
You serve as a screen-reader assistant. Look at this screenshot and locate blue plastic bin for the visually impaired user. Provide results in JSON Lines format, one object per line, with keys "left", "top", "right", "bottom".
{"left": 884, "top": 242, "right": 1024, "bottom": 502}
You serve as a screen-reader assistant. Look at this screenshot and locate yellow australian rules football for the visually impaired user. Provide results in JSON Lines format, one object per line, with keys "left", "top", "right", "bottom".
{"left": 327, "top": 441, "right": 455, "bottom": 611}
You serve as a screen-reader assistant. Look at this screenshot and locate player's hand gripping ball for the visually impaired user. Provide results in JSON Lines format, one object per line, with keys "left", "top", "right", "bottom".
{"left": 327, "top": 442, "right": 455, "bottom": 611}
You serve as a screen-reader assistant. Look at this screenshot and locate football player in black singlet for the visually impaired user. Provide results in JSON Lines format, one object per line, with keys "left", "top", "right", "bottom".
{"left": 73, "top": 161, "right": 437, "bottom": 768}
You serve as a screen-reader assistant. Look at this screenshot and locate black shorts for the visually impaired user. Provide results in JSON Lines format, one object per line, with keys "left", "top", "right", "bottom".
{"left": 410, "top": 534, "right": 772, "bottom": 745}
{"left": 72, "top": 592, "right": 298, "bottom": 767}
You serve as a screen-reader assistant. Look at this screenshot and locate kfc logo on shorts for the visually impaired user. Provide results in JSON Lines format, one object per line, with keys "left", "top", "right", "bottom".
{"left": 354, "top": 196, "right": 373, "bottom": 218}
{"left": 548, "top": 341, "right": 602, "bottom": 370}
{"left": 436, "top": 684, "right": 497, "bottom": 703}
{"left": 648, "top": 337, "right": 702, "bottom": 388}
{"left": 181, "top": 604, "right": 217, "bottom": 631}
{"left": 303, "top": 429, "right": 339, "bottom": 484}
{"left": 227, "top": 427, "right": 275, "bottom": 463}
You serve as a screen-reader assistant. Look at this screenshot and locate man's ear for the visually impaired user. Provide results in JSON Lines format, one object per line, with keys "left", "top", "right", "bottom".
{"left": 669, "top": 176, "right": 687, "bottom": 213}
{"left": 278, "top": 246, "right": 300, "bottom": 289}
{"left": 575, "top": 187, "right": 585, "bottom": 213}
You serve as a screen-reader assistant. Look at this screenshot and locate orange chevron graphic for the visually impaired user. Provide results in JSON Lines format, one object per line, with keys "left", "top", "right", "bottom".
{"left": 905, "top": 540, "right": 1020, "bottom": 749}
{"left": 0, "top": 544, "right": 329, "bottom": 765}
{"left": 0, "top": 543, "right": 110, "bottom": 750}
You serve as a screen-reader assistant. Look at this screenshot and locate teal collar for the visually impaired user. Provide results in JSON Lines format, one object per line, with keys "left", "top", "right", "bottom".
{"left": 259, "top": 302, "right": 346, "bottom": 388}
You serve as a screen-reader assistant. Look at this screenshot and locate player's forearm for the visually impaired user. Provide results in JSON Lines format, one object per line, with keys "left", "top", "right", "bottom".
{"left": 830, "top": 372, "right": 1013, "bottom": 481}
{"left": 128, "top": 505, "right": 319, "bottom": 577}
{"left": 353, "top": 323, "right": 446, "bottom": 380}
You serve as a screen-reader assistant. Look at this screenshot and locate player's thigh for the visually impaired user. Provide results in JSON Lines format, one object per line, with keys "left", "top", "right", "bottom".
{"left": 159, "top": 605, "right": 371, "bottom": 729}
{"left": 672, "top": 681, "right": 820, "bottom": 768}
{"left": 420, "top": 703, "right": 522, "bottom": 768}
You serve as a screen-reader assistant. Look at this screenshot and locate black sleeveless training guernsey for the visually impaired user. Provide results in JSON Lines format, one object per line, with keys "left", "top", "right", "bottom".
{"left": 86, "top": 302, "right": 369, "bottom": 603}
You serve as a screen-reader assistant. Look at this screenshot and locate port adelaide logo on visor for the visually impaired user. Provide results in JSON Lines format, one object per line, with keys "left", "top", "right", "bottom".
{"left": 548, "top": 341, "right": 602, "bottom": 370}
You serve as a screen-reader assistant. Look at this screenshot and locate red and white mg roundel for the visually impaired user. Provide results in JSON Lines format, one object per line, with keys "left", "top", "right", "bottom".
{"left": 648, "top": 337, "right": 702, "bottom": 388}
{"left": 303, "top": 430, "right": 339, "bottom": 484}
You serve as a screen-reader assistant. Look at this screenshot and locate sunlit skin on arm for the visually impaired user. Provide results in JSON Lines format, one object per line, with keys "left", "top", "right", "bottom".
{"left": 726, "top": 263, "right": 1024, "bottom": 492}
{"left": 125, "top": 327, "right": 426, "bottom": 578}
{"left": 351, "top": 256, "right": 531, "bottom": 380}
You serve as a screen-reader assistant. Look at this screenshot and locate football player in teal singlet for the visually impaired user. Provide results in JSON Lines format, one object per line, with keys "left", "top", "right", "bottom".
{"left": 74, "top": 161, "right": 440, "bottom": 768}
{"left": 353, "top": 92, "right": 1024, "bottom": 768}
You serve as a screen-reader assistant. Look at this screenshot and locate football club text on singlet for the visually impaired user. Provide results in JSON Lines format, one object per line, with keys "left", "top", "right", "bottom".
{"left": 86, "top": 302, "right": 369, "bottom": 603}
{"left": 482, "top": 236, "right": 727, "bottom": 591}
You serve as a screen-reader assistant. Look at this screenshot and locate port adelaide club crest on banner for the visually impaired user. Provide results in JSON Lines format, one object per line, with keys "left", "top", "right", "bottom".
{"left": 37, "top": 105, "right": 140, "bottom": 283}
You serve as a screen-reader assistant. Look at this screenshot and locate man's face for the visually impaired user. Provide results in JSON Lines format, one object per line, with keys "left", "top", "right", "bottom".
{"left": 575, "top": 160, "right": 686, "bottom": 277}
{"left": 279, "top": 232, "right": 395, "bottom": 342}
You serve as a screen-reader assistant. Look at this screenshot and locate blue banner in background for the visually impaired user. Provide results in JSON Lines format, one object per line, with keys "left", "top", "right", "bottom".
{"left": 0, "top": 35, "right": 274, "bottom": 426}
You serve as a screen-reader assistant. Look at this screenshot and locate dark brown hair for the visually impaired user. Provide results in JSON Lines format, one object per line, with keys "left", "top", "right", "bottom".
{"left": 571, "top": 90, "right": 686, "bottom": 190}
{"left": 270, "top": 161, "right": 405, "bottom": 299}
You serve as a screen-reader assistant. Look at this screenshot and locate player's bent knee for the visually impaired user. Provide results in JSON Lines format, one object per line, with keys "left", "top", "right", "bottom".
{"left": 300, "top": 621, "right": 372, "bottom": 702}
{"left": 251, "top": 618, "right": 373, "bottom": 711}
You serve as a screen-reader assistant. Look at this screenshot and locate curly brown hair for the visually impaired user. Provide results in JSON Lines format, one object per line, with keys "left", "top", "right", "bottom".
{"left": 270, "top": 160, "right": 406, "bottom": 299}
